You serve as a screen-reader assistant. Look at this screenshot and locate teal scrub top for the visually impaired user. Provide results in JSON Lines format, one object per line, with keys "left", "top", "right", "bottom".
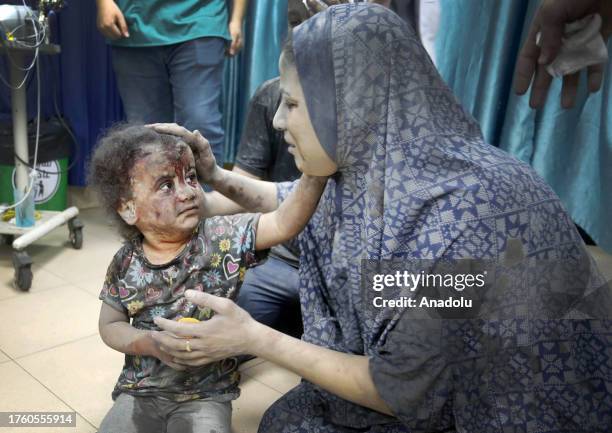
{"left": 110, "top": 0, "right": 231, "bottom": 47}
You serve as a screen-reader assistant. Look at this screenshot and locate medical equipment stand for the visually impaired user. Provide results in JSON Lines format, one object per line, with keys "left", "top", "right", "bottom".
{"left": 0, "top": 42, "right": 83, "bottom": 291}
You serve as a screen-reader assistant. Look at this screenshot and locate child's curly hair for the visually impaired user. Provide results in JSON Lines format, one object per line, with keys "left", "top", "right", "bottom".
{"left": 88, "top": 123, "right": 183, "bottom": 240}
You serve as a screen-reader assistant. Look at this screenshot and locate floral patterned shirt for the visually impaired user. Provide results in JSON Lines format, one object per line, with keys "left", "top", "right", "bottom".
{"left": 99, "top": 213, "right": 265, "bottom": 402}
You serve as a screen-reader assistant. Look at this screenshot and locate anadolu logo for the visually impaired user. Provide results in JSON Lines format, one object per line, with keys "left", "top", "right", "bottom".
{"left": 11, "top": 161, "right": 61, "bottom": 204}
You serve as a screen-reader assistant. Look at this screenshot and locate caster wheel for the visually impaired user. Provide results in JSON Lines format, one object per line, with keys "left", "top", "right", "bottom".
{"left": 12, "top": 251, "right": 32, "bottom": 291}
{"left": 68, "top": 217, "right": 84, "bottom": 249}
{"left": 69, "top": 227, "right": 83, "bottom": 249}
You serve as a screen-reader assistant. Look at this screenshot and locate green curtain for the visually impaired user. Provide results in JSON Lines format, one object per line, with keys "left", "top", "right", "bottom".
{"left": 436, "top": 0, "right": 612, "bottom": 252}
{"left": 222, "top": 0, "right": 288, "bottom": 164}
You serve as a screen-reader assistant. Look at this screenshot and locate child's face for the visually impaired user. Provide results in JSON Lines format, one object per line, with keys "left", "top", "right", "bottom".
{"left": 122, "top": 141, "right": 204, "bottom": 240}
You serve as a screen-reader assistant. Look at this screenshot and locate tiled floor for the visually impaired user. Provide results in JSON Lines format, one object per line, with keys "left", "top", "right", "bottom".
{"left": 1, "top": 208, "right": 612, "bottom": 433}
{"left": 0, "top": 208, "right": 300, "bottom": 433}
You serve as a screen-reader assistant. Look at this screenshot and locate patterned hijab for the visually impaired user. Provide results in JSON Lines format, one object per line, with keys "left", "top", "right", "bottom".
{"left": 292, "top": 2, "right": 486, "bottom": 351}
{"left": 283, "top": 3, "right": 610, "bottom": 431}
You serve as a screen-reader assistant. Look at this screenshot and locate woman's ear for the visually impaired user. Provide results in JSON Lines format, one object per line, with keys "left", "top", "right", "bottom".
{"left": 118, "top": 200, "right": 137, "bottom": 225}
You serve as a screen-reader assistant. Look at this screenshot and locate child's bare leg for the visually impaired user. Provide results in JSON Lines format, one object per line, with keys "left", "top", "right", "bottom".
{"left": 166, "top": 400, "right": 232, "bottom": 433}
{"left": 98, "top": 393, "right": 164, "bottom": 433}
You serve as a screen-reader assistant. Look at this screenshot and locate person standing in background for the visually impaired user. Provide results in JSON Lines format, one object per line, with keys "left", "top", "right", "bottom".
{"left": 95, "top": 0, "right": 248, "bottom": 164}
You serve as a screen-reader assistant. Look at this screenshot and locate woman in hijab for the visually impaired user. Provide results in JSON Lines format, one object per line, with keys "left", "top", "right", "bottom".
{"left": 150, "top": 3, "right": 612, "bottom": 432}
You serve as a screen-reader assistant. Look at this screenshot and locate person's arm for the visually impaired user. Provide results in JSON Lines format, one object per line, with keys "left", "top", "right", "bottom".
{"left": 98, "top": 303, "right": 186, "bottom": 371}
{"left": 233, "top": 166, "right": 262, "bottom": 180}
{"left": 255, "top": 174, "right": 326, "bottom": 250}
{"left": 149, "top": 124, "right": 280, "bottom": 215}
{"left": 95, "top": 0, "right": 129, "bottom": 40}
{"left": 250, "top": 315, "right": 392, "bottom": 415}
{"left": 152, "top": 291, "right": 393, "bottom": 416}
{"left": 228, "top": 0, "right": 248, "bottom": 56}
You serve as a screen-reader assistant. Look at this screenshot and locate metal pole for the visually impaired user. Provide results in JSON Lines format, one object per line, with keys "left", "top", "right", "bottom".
{"left": 9, "top": 50, "right": 29, "bottom": 196}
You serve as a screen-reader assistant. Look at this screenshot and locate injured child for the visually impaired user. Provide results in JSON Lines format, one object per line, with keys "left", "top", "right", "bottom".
{"left": 88, "top": 123, "right": 326, "bottom": 433}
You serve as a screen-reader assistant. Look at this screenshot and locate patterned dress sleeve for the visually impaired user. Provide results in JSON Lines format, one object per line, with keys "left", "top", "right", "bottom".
{"left": 368, "top": 315, "right": 453, "bottom": 432}
{"left": 98, "top": 245, "right": 131, "bottom": 314}
{"left": 276, "top": 179, "right": 299, "bottom": 204}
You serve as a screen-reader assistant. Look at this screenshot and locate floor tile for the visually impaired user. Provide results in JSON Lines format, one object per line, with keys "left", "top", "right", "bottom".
{"left": 0, "top": 285, "right": 100, "bottom": 359}
{"left": 233, "top": 375, "right": 282, "bottom": 433}
{"left": 18, "top": 334, "right": 124, "bottom": 429}
{"left": 71, "top": 277, "right": 104, "bottom": 298}
{"left": 0, "top": 252, "right": 66, "bottom": 300}
{"left": 31, "top": 235, "right": 120, "bottom": 286}
{"left": 0, "top": 361, "right": 96, "bottom": 432}
{"left": 243, "top": 361, "right": 300, "bottom": 395}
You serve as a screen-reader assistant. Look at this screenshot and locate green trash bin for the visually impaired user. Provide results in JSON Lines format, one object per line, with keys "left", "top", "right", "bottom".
{"left": 0, "top": 118, "right": 72, "bottom": 212}
{"left": 0, "top": 159, "right": 68, "bottom": 211}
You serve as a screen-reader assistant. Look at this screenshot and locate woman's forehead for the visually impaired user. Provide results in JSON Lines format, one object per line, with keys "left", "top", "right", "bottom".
{"left": 279, "top": 61, "right": 300, "bottom": 92}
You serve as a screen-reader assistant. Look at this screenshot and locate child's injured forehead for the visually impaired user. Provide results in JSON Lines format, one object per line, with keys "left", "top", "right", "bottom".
{"left": 127, "top": 140, "right": 195, "bottom": 192}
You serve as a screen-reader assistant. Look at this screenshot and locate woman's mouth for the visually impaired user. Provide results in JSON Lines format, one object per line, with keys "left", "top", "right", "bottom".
{"left": 178, "top": 205, "right": 199, "bottom": 216}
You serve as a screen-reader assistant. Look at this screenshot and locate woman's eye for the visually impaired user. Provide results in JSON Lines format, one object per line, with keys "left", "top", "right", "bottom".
{"left": 285, "top": 101, "right": 297, "bottom": 110}
{"left": 160, "top": 182, "right": 172, "bottom": 192}
{"left": 187, "top": 173, "right": 198, "bottom": 184}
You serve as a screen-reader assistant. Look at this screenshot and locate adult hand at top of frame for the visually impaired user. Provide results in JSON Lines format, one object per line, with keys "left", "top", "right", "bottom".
{"left": 96, "top": 0, "right": 129, "bottom": 40}
{"left": 147, "top": 123, "right": 220, "bottom": 184}
{"left": 514, "top": 0, "right": 612, "bottom": 109}
{"left": 152, "top": 290, "right": 256, "bottom": 367}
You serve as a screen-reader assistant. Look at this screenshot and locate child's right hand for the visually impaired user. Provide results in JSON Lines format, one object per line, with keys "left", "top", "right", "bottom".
{"left": 147, "top": 123, "right": 220, "bottom": 185}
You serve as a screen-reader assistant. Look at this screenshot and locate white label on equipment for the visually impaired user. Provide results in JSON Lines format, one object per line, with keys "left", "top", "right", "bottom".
{"left": 11, "top": 161, "right": 61, "bottom": 204}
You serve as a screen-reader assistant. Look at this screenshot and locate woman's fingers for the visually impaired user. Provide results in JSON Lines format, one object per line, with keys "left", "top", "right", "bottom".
{"left": 529, "top": 63, "right": 554, "bottom": 108}
{"left": 587, "top": 63, "right": 604, "bottom": 93}
{"left": 184, "top": 290, "right": 233, "bottom": 315}
{"left": 561, "top": 72, "right": 580, "bottom": 108}
{"left": 514, "top": 22, "right": 541, "bottom": 96}
{"left": 145, "top": 124, "right": 211, "bottom": 154}
{"left": 146, "top": 123, "right": 193, "bottom": 140}
{"left": 153, "top": 317, "right": 202, "bottom": 338}
{"left": 163, "top": 359, "right": 188, "bottom": 371}
{"left": 172, "top": 347, "right": 212, "bottom": 360}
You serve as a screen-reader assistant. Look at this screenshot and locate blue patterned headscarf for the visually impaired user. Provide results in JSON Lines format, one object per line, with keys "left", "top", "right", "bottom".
{"left": 265, "top": 3, "right": 612, "bottom": 432}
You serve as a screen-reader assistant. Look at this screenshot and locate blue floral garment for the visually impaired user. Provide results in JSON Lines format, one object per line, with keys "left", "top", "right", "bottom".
{"left": 259, "top": 4, "right": 612, "bottom": 433}
{"left": 100, "top": 214, "right": 265, "bottom": 402}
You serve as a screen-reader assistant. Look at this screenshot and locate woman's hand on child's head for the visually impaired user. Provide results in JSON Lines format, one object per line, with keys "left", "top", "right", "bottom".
{"left": 152, "top": 290, "right": 258, "bottom": 367}
{"left": 147, "top": 123, "right": 220, "bottom": 185}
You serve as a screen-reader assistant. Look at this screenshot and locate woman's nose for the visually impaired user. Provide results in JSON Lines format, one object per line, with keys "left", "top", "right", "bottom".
{"left": 273, "top": 105, "right": 286, "bottom": 132}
